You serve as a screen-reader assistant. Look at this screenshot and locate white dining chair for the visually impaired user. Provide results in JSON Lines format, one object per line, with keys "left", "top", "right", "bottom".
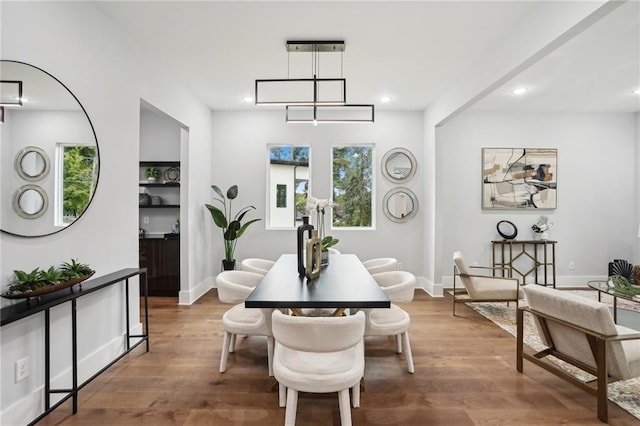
{"left": 215, "top": 270, "right": 263, "bottom": 303}
{"left": 365, "top": 270, "right": 416, "bottom": 373}
{"left": 272, "top": 310, "right": 365, "bottom": 426}
{"left": 240, "top": 258, "right": 275, "bottom": 275}
{"left": 362, "top": 257, "right": 398, "bottom": 274}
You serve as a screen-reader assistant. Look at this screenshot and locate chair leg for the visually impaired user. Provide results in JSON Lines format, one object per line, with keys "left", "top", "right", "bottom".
{"left": 395, "top": 334, "right": 402, "bottom": 353}
{"left": 220, "top": 331, "right": 231, "bottom": 372}
{"left": 278, "top": 382, "right": 287, "bottom": 408}
{"left": 284, "top": 388, "right": 298, "bottom": 426}
{"left": 267, "top": 336, "right": 274, "bottom": 377}
{"left": 229, "top": 333, "right": 237, "bottom": 352}
{"left": 338, "top": 389, "right": 353, "bottom": 426}
{"left": 402, "top": 331, "right": 414, "bottom": 374}
{"left": 351, "top": 381, "right": 360, "bottom": 408}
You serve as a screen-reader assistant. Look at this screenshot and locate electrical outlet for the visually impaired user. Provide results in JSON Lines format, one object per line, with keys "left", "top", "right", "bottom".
{"left": 143, "top": 216, "right": 150, "bottom": 224}
{"left": 397, "top": 262, "right": 403, "bottom": 270}
{"left": 568, "top": 261, "right": 575, "bottom": 270}
{"left": 15, "top": 356, "right": 29, "bottom": 382}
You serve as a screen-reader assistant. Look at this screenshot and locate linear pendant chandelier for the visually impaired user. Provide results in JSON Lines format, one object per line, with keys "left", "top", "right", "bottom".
{"left": 255, "top": 40, "right": 374, "bottom": 124}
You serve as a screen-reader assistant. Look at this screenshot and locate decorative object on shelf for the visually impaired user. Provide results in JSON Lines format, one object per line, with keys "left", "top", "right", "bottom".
{"left": 297, "top": 216, "right": 314, "bottom": 277}
{"left": 531, "top": 215, "right": 553, "bottom": 240}
{"left": 2, "top": 259, "right": 95, "bottom": 300}
{"left": 205, "top": 185, "right": 261, "bottom": 271}
{"left": 482, "top": 148, "right": 557, "bottom": 210}
{"left": 163, "top": 166, "right": 180, "bottom": 183}
{"left": 305, "top": 230, "right": 322, "bottom": 279}
{"left": 172, "top": 219, "right": 180, "bottom": 234}
{"left": 255, "top": 40, "right": 374, "bottom": 124}
{"left": 151, "top": 195, "right": 162, "bottom": 205}
{"left": 496, "top": 220, "right": 518, "bottom": 240}
{"left": 139, "top": 193, "right": 150, "bottom": 206}
{"left": 145, "top": 167, "right": 160, "bottom": 182}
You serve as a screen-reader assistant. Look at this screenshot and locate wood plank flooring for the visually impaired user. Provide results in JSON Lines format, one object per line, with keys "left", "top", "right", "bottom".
{"left": 39, "top": 290, "right": 639, "bottom": 425}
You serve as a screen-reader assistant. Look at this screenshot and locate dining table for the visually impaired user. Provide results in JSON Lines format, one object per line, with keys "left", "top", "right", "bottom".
{"left": 245, "top": 253, "right": 390, "bottom": 314}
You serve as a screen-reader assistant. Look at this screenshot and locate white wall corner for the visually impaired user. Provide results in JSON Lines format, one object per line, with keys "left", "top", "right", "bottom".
{"left": 178, "top": 276, "right": 214, "bottom": 305}
{"left": 418, "top": 276, "right": 444, "bottom": 297}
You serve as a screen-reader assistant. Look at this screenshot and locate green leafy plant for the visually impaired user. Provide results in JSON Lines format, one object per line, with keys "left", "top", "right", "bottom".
{"left": 39, "top": 266, "right": 64, "bottom": 285}
{"left": 321, "top": 235, "right": 339, "bottom": 252}
{"left": 8, "top": 268, "right": 45, "bottom": 293}
{"left": 145, "top": 167, "right": 160, "bottom": 180}
{"left": 205, "top": 185, "right": 261, "bottom": 262}
{"left": 60, "top": 258, "right": 94, "bottom": 280}
{"left": 609, "top": 275, "right": 640, "bottom": 297}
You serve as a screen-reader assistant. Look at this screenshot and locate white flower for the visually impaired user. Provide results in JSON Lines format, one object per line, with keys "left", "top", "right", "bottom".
{"left": 305, "top": 195, "right": 336, "bottom": 213}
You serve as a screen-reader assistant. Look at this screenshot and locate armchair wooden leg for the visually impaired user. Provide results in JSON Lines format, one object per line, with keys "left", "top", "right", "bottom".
{"left": 596, "top": 338, "right": 608, "bottom": 423}
{"left": 516, "top": 308, "right": 523, "bottom": 373}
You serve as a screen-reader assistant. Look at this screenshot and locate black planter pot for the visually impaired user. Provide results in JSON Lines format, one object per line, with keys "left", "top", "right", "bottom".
{"left": 222, "top": 259, "right": 236, "bottom": 271}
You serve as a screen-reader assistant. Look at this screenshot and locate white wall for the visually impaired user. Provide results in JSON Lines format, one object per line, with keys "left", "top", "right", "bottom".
{"left": 209, "top": 110, "right": 424, "bottom": 275}
{"left": 0, "top": 3, "right": 212, "bottom": 424}
{"left": 635, "top": 112, "right": 640, "bottom": 264}
{"left": 437, "top": 111, "right": 637, "bottom": 286}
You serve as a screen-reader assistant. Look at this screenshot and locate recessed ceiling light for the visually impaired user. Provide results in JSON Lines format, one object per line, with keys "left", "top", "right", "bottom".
{"left": 380, "top": 96, "right": 392, "bottom": 103}
{"left": 633, "top": 89, "right": 640, "bottom": 95}
{"left": 242, "top": 96, "right": 254, "bottom": 103}
{"left": 511, "top": 87, "right": 528, "bottom": 96}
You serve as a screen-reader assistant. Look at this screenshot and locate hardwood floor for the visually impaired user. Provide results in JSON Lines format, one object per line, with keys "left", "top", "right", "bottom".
{"left": 40, "top": 290, "right": 638, "bottom": 425}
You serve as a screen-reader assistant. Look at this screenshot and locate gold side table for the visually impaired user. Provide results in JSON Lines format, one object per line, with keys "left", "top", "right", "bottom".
{"left": 492, "top": 239, "right": 557, "bottom": 287}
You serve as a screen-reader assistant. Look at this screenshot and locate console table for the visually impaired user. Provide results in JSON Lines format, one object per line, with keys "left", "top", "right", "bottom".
{"left": 1, "top": 268, "right": 149, "bottom": 425}
{"left": 491, "top": 240, "right": 557, "bottom": 287}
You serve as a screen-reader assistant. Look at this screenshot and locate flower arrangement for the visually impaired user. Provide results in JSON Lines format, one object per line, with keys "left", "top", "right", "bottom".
{"left": 306, "top": 196, "right": 339, "bottom": 252}
{"left": 531, "top": 215, "right": 553, "bottom": 234}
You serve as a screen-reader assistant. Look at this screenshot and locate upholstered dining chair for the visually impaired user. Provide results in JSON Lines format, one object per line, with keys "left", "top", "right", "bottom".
{"left": 272, "top": 310, "right": 365, "bottom": 426}
{"left": 215, "top": 270, "right": 263, "bottom": 303}
{"left": 217, "top": 270, "right": 273, "bottom": 375}
{"left": 240, "top": 258, "right": 275, "bottom": 275}
{"left": 364, "top": 271, "right": 416, "bottom": 373}
{"left": 518, "top": 284, "right": 640, "bottom": 422}
{"left": 362, "top": 257, "right": 398, "bottom": 274}
{"left": 452, "top": 251, "right": 520, "bottom": 316}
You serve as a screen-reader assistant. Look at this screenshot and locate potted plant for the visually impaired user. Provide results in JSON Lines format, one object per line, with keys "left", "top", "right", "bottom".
{"left": 145, "top": 167, "right": 160, "bottom": 182}
{"left": 205, "top": 185, "right": 261, "bottom": 270}
{"left": 321, "top": 235, "right": 339, "bottom": 266}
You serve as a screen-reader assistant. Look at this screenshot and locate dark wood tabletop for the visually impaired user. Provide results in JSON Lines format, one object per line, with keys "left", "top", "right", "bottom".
{"left": 245, "top": 254, "right": 390, "bottom": 309}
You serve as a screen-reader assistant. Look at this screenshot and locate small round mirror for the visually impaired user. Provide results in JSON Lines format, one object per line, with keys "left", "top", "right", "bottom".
{"left": 12, "top": 185, "right": 48, "bottom": 219}
{"left": 15, "top": 146, "right": 50, "bottom": 181}
{"left": 381, "top": 148, "right": 417, "bottom": 183}
{"left": 383, "top": 187, "right": 418, "bottom": 222}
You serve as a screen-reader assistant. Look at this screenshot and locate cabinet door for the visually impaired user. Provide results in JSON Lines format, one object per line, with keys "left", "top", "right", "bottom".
{"left": 139, "top": 238, "right": 179, "bottom": 296}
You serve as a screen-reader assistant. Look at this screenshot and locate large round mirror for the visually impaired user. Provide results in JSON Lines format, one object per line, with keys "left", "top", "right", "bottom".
{"left": 382, "top": 187, "right": 418, "bottom": 223}
{"left": 15, "top": 146, "right": 50, "bottom": 181}
{"left": 381, "top": 147, "right": 417, "bottom": 183}
{"left": 1, "top": 60, "right": 99, "bottom": 237}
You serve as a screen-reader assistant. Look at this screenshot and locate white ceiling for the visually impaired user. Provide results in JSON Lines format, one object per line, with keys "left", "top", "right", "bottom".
{"left": 93, "top": 1, "right": 640, "bottom": 114}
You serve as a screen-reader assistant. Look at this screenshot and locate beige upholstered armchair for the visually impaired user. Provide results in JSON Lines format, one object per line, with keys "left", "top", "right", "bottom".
{"left": 452, "top": 251, "right": 520, "bottom": 315}
{"left": 518, "top": 284, "right": 640, "bottom": 423}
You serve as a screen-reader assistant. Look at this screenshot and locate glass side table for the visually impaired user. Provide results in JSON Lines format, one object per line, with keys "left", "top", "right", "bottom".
{"left": 587, "top": 280, "right": 640, "bottom": 324}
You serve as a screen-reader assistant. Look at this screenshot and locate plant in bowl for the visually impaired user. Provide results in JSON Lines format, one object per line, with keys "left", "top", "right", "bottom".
{"left": 39, "top": 266, "right": 64, "bottom": 286}
{"left": 6, "top": 268, "right": 45, "bottom": 294}
{"left": 60, "top": 258, "right": 94, "bottom": 280}
{"left": 205, "top": 185, "right": 261, "bottom": 270}
{"left": 145, "top": 167, "right": 160, "bottom": 181}
{"left": 321, "top": 236, "right": 339, "bottom": 252}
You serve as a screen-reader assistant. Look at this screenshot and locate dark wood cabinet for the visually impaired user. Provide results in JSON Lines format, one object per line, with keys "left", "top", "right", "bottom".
{"left": 139, "top": 235, "right": 180, "bottom": 296}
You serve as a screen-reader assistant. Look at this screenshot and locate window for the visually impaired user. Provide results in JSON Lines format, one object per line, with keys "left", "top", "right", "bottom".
{"left": 268, "top": 145, "right": 310, "bottom": 228}
{"left": 55, "top": 143, "right": 98, "bottom": 226}
{"left": 332, "top": 145, "right": 374, "bottom": 228}
{"left": 276, "top": 184, "right": 287, "bottom": 207}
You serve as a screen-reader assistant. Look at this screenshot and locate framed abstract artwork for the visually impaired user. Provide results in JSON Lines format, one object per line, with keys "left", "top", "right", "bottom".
{"left": 482, "top": 148, "right": 557, "bottom": 209}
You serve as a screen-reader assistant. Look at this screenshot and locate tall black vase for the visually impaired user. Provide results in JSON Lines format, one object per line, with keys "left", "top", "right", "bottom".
{"left": 297, "top": 216, "right": 314, "bottom": 277}
{"left": 222, "top": 259, "right": 236, "bottom": 271}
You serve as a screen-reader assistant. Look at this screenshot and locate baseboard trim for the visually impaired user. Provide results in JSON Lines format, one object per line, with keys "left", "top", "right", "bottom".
{"left": 178, "top": 276, "right": 214, "bottom": 305}
{"left": 417, "top": 276, "right": 444, "bottom": 297}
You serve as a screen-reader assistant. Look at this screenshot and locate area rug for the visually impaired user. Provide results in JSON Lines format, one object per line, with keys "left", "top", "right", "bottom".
{"left": 465, "top": 291, "right": 640, "bottom": 421}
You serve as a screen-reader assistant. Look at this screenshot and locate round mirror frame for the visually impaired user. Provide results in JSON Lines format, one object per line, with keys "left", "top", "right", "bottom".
{"left": 12, "top": 184, "right": 48, "bottom": 219}
{"left": 382, "top": 187, "right": 419, "bottom": 223}
{"left": 1, "top": 60, "right": 100, "bottom": 238}
{"left": 14, "top": 146, "right": 50, "bottom": 181}
{"left": 381, "top": 147, "right": 417, "bottom": 183}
